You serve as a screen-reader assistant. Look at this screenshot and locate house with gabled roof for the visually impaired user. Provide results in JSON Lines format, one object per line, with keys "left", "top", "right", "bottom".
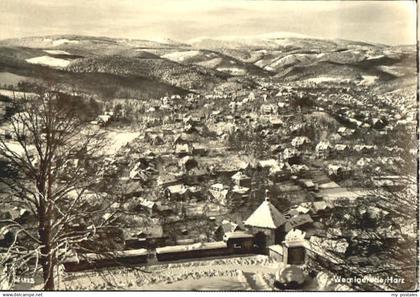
{"left": 137, "top": 197, "right": 158, "bottom": 216}
{"left": 123, "top": 181, "right": 144, "bottom": 198}
{"left": 284, "top": 214, "right": 314, "bottom": 233}
{"left": 337, "top": 127, "right": 355, "bottom": 137}
{"left": 129, "top": 163, "right": 149, "bottom": 182}
{"left": 174, "top": 143, "right": 192, "bottom": 156}
{"left": 178, "top": 156, "right": 198, "bottom": 172}
{"left": 231, "top": 171, "right": 251, "bottom": 187}
{"left": 332, "top": 144, "right": 350, "bottom": 157}
{"left": 209, "top": 183, "right": 230, "bottom": 205}
{"left": 315, "top": 141, "right": 332, "bottom": 158}
{"left": 264, "top": 161, "right": 291, "bottom": 182}
{"left": 282, "top": 148, "right": 302, "bottom": 165}
{"left": 157, "top": 174, "right": 180, "bottom": 189}
{"left": 260, "top": 104, "right": 278, "bottom": 115}
{"left": 147, "top": 134, "right": 164, "bottom": 146}
{"left": 172, "top": 134, "right": 189, "bottom": 146}
{"left": 291, "top": 136, "right": 311, "bottom": 150}
{"left": 164, "top": 184, "right": 189, "bottom": 201}
{"left": 214, "top": 219, "right": 242, "bottom": 241}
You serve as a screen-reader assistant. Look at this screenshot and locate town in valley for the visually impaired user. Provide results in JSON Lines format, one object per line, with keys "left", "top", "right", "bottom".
{"left": 0, "top": 24, "right": 417, "bottom": 291}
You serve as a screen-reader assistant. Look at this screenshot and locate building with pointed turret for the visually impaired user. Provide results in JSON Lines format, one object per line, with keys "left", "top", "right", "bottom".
{"left": 244, "top": 190, "right": 287, "bottom": 247}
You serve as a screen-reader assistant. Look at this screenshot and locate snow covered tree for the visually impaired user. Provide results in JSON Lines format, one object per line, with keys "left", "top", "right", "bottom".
{"left": 0, "top": 87, "right": 118, "bottom": 290}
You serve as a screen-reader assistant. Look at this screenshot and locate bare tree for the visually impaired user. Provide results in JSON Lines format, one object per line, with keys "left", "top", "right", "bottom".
{"left": 307, "top": 172, "right": 417, "bottom": 291}
{"left": 0, "top": 87, "right": 119, "bottom": 290}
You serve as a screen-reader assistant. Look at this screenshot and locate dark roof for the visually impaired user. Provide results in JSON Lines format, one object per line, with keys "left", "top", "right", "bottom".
{"left": 216, "top": 220, "right": 241, "bottom": 234}
{"left": 285, "top": 214, "right": 314, "bottom": 232}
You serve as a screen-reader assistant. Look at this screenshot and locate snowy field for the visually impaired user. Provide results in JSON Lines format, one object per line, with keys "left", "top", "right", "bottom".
{"left": 359, "top": 75, "right": 378, "bottom": 85}
{"left": 305, "top": 77, "right": 350, "bottom": 83}
{"left": 52, "top": 39, "right": 80, "bottom": 46}
{"left": 216, "top": 67, "right": 246, "bottom": 76}
{"left": 0, "top": 89, "right": 37, "bottom": 99}
{"left": 162, "top": 50, "right": 202, "bottom": 62}
{"left": 26, "top": 56, "right": 71, "bottom": 68}
{"left": 103, "top": 130, "right": 141, "bottom": 155}
{"left": 43, "top": 49, "right": 71, "bottom": 55}
{"left": 0, "top": 72, "right": 30, "bottom": 86}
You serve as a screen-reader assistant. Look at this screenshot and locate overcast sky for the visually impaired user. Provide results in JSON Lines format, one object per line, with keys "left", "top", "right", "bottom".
{"left": 0, "top": 0, "right": 416, "bottom": 45}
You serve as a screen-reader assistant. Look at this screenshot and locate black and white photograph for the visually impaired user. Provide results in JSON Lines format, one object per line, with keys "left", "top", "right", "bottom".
{"left": 0, "top": 0, "right": 417, "bottom": 293}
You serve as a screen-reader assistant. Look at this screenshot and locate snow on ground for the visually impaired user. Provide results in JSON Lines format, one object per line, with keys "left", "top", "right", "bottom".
{"left": 205, "top": 53, "right": 217, "bottom": 58}
{"left": 138, "top": 37, "right": 178, "bottom": 44}
{"left": 197, "top": 57, "right": 223, "bottom": 68}
{"left": 103, "top": 130, "right": 140, "bottom": 155}
{"left": 52, "top": 39, "right": 80, "bottom": 46}
{"left": 143, "top": 275, "right": 251, "bottom": 290}
{"left": 162, "top": 50, "right": 202, "bottom": 62}
{"left": 0, "top": 141, "right": 28, "bottom": 157}
{"left": 216, "top": 67, "right": 246, "bottom": 76}
{"left": 59, "top": 255, "right": 280, "bottom": 290}
{"left": 26, "top": 56, "right": 71, "bottom": 68}
{"left": 258, "top": 32, "right": 311, "bottom": 39}
{"left": 43, "top": 49, "right": 71, "bottom": 55}
{"left": 378, "top": 66, "right": 406, "bottom": 77}
{"left": 319, "top": 187, "right": 364, "bottom": 202}
{"left": 270, "top": 53, "right": 318, "bottom": 69}
{"left": 366, "top": 54, "right": 385, "bottom": 60}
{"left": 359, "top": 75, "right": 378, "bottom": 85}
{"left": 0, "top": 89, "right": 37, "bottom": 99}
{"left": 189, "top": 32, "right": 310, "bottom": 43}
{"left": 0, "top": 140, "right": 37, "bottom": 160}
{"left": 0, "top": 72, "right": 29, "bottom": 86}
{"left": 305, "top": 77, "right": 349, "bottom": 83}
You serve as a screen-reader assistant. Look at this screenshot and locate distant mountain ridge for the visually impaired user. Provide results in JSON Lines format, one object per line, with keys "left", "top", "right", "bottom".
{"left": 0, "top": 34, "right": 416, "bottom": 98}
